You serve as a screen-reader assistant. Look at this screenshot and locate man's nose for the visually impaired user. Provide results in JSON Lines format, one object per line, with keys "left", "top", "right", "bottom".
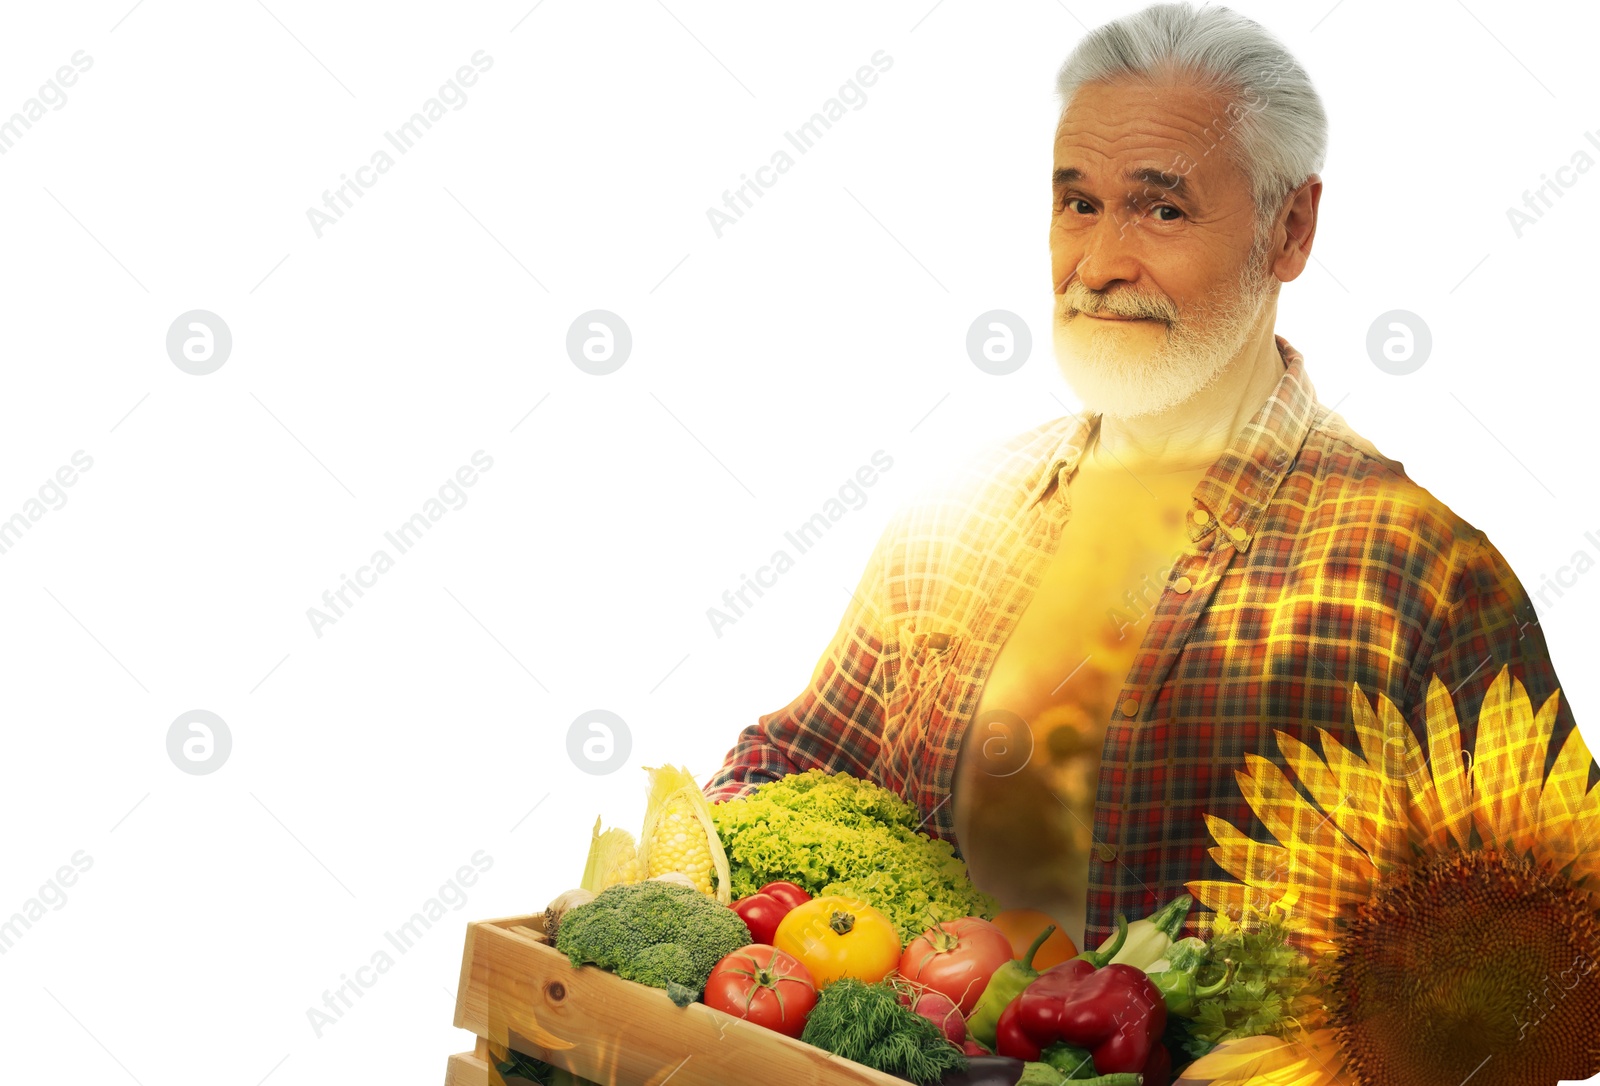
{"left": 1059, "top": 215, "right": 1141, "bottom": 294}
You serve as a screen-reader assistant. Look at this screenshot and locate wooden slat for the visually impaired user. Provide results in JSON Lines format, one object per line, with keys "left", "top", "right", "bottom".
{"left": 481, "top": 913, "right": 546, "bottom": 930}
{"left": 452, "top": 914, "right": 909, "bottom": 1086}
{"left": 445, "top": 1049, "right": 491, "bottom": 1086}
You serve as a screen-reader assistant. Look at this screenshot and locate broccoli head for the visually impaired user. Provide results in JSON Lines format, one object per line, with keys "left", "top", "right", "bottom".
{"left": 553, "top": 881, "right": 751, "bottom": 1003}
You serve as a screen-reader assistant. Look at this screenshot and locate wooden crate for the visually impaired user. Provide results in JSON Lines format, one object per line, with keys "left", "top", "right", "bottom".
{"left": 443, "top": 1039, "right": 497, "bottom": 1085}
{"left": 448, "top": 913, "right": 913, "bottom": 1086}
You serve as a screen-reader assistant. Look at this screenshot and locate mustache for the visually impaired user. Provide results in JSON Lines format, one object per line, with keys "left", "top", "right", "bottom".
{"left": 1058, "top": 281, "right": 1177, "bottom": 322}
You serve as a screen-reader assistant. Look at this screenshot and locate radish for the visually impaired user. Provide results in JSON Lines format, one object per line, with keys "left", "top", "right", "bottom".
{"left": 897, "top": 986, "right": 966, "bottom": 1046}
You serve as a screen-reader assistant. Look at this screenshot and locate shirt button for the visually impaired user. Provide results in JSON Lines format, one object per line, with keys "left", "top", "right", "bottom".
{"left": 1173, "top": 575, "right": 1193, "bottom": 593}
{"left": 1190, "top": 509, "right": 1209, "bottom": 525}
{"left": 1229, "top": 524, "right": 1248, "bottom": 542}
{"left": 1096, "top": 842, "right": 1118, "bottom": 863}
{"left": 1121, "top": 696, "right": 1139, "bottom": 717}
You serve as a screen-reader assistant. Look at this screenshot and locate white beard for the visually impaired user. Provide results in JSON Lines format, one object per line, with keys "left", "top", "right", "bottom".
{"left": 1053, "top": 237, "right": 1275, "bottom": 420}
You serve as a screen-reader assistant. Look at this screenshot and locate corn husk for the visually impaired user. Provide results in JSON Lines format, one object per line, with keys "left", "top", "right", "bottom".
{"left": 579, "top": 815, "right": 642, "bottom": 894}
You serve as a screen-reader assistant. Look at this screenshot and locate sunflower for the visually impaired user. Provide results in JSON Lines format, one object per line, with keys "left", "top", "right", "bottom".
{"left": 1172, "top": 664, "right": 1600, "bottom": 1085}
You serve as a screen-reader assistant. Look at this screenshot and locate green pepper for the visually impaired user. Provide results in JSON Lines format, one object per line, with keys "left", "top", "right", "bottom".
{"left": 1148, "top": 953, "right": 1237, "bottom": 1018}
{"left": 1071, "top": 912, "right": 1129, "bottom": 968}
{"left": 967, "top": 916, "right": 1129, "bottom": 1050}
{"left": 967, "top": 923, "right": 1056, "bottom": 1049}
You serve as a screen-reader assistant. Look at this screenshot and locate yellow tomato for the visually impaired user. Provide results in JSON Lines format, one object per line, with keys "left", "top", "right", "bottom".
{"left": 772, "top": 894, "right": 900, "bottom": 989}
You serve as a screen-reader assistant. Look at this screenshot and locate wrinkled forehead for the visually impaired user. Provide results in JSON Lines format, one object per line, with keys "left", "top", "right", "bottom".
{"left": 1053, "top": 78, "right": 1254, "bottom": 199}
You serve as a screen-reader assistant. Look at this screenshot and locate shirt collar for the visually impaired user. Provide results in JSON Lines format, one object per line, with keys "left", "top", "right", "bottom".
{"left": 1028, "top": 334, "right": 1321, "bottom": 553}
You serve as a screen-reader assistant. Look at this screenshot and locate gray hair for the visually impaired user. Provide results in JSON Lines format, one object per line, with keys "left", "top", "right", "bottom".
{"left": 1055, "top": 2, "right": 1327, "bottom": 240}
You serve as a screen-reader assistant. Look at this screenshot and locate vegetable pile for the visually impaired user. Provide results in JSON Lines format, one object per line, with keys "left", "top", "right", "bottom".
{"left": 709, "top": 769, "right": 1001, "bottom": 943}
{"left": 531, "top": 765, "right": 1315, "bottom": 1085}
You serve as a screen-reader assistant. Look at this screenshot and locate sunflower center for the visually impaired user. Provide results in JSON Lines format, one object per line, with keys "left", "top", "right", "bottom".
{"left": 1328, "top": 847, "right": 1600, "bottom": 1085}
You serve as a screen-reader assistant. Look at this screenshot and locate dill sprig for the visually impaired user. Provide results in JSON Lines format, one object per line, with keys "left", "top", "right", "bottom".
{"left": 799, "top": 978, "right": 968, "bottom": 1083}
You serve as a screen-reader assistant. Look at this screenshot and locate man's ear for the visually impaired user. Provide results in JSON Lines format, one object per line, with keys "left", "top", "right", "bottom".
{"left": 1270, "top": 174, "right": 1321, "bottom": 285}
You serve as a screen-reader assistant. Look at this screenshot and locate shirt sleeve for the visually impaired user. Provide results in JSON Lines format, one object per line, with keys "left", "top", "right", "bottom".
{"left": 701, "top": 507, "right": 902, "bottom": 803}
{"left": 1408, "top": 531, "right": 1599, "bottom": 794}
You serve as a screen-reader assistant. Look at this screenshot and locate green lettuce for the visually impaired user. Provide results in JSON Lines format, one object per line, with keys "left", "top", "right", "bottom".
{"left": 709, "top": 769, "right": 998, "bottom": 943}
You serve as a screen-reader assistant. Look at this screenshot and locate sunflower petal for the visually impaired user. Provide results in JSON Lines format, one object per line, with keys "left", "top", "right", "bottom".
{"left": 1469, "top": 666, "right": 1510, "bottom": 851}
{"left": 1534, "top": 708, "right": 1589, "bottom": 874}
{"left": 1236, "top": 754, "right": 1377, "bottom": 933}
{"left": 1424, "top": 674, "right": 1474, "bottom": 851}
{"left": 1275, "top": 729, "right": 1343, "bottom": 812}
{"left": 1503, "top": 672, "right": 1549, "bottom": 856}
{"left": 1315, "top": 727, "right": 1408, "bottom": 874}
{"left": 1187, "top": 877, "right": 1254, "bottom": 921}
{"left": 1376, "top": 692, "right": 1448, "bottom": 853}
{"left": 1203, "top": 812, "right": 1292, "bottom": 890}
{"left": 1348, "top": 679, "right": 1391, "bottom": 767}
{"left": 1350, "top": 686, "right": 1412, "bottom": 873}
{"left": 1277, "top": 732, "right": 1373, "bottom": 856}
{"left": 1572, "top": 782, "right": 1600, "bottom": 869}
{"left": 1568, "top": 793, "right": 1600, "bottom": 895}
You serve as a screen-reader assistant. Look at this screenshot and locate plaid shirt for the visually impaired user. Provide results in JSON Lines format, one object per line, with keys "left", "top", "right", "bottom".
{"left": 703, "top": 335, "right": 1596, "bottom": 949}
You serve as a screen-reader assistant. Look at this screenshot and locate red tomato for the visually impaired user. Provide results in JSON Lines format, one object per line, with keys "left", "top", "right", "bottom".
{"left": 897, "top": 917, "right": 1015, "bottom": 1016}
{"left": 757, "top": 881, "right": 811, "bottom": 912}
{"left": 731, "top": 893, "right": 789, "bottom": 945}
{"left": 703, "top": 944, "right": 818, "bottom": 1038}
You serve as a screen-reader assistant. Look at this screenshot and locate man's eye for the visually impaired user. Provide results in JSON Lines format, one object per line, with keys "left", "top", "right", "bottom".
{"left": 1055, "top": 197, "right": 1182, "bottom": 222}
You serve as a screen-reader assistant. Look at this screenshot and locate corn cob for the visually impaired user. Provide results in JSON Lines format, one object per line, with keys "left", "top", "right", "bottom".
{"left": 637, "top": 765, "right": 732, "bottom": 903}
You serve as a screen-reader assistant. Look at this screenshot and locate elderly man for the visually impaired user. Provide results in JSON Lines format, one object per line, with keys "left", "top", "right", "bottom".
{"left": 703, "top": 2, "right": 1595, "bottom": 953}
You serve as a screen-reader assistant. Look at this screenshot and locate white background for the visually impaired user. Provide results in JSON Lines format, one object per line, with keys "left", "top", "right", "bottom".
{"left": 2, "top": 0, "right": 1597, "bottom": 1082}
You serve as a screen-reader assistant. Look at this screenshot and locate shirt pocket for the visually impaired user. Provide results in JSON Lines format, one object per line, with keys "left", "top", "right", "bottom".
{"left": 879, "top": 621, "right": 965, "bottom": 792}
{"left": 885, "top": 620, "right": 966, "bottom": 723}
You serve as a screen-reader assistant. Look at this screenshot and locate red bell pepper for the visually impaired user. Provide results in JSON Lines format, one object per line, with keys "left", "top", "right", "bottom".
{"left": 995, "top": 954, "right": 1168, "bottom": 1079}
{"left": 1143, "top": 1039, "right": 1172, "bottom": 1086}
{"left": 731, "top": 882, "right": 811, "bottom": 945}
